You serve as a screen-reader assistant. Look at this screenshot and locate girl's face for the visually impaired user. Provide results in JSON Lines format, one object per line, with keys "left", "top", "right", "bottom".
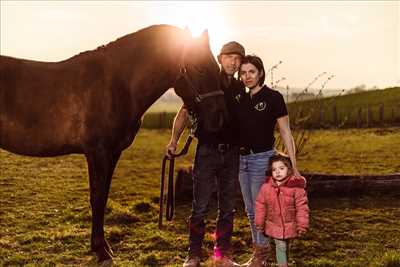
{"left": 271, "top": 160, "right": 289, "bottom": 182}
{"left": 239, "top": 63, "right": 262, "bottom": 89}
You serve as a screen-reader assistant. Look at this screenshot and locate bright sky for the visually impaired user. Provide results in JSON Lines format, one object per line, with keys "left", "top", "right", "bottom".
{"left": 1, "top": 1, "right": 398, "bottom": 90}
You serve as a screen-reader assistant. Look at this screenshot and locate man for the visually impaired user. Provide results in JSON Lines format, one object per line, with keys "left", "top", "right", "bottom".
{"left": 166, "top": 41, "right": 245, "bottom": 267}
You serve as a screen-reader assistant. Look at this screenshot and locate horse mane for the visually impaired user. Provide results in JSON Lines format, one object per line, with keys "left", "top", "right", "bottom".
{"left": 67, "top": 24, "right": 186, "bottom": 62}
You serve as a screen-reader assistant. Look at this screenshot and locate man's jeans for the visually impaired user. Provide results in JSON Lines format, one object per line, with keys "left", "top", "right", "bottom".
{"left": 239, "top": 149, "right": 275, "bottom": 246}
{"left": 188, "top": 143, "right": 239, "bottom": 257}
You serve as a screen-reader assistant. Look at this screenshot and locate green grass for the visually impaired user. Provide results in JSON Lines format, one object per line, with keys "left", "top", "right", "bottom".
{"left": 1, "top": 128, "right": 399, "bottom": 266}
{"left": 142, "top": 112, "right": 177, "bottom": 129}
{"left": 298, "top": 127, "right": 400, "bottom": 174}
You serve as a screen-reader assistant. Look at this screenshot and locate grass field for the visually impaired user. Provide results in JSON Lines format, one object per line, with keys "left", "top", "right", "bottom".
{"left": 1, "top": 128, "right": 399, "bottom": 266}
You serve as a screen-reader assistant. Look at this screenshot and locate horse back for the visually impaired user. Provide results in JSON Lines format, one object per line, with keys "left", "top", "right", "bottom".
{"left": 0, "top": 54, "right": 124, "bottom": 156}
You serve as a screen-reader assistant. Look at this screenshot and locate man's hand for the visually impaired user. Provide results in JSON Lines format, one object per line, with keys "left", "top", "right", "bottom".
{"left": 165, "top": 140, "right": 177, "bottom": 159}
{"left": 165, "top": 105, "right": 188, "bottom": 159}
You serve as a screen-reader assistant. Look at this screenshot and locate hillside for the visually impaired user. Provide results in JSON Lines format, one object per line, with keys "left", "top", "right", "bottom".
{"left": 143, "top": 87, "right": 400, "bottom": 128}
{"left": 287, "top": 87, "right": 400, "bottom": 128}
{"left": 288, "top": 87, "right": 399, "bottom": 110}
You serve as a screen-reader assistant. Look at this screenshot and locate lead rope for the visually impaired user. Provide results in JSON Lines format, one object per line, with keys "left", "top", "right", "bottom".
{"left": 158, "top": 113, "right": 197, "bottom": 229}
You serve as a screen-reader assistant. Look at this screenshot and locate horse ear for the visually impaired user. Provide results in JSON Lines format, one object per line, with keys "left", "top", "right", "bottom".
{"left": 201, "top": 29, "right": 209, "bottom": 43}
{"left": 183, "top": 26, "right": 192, "bottom": 41}
{"left": 184, "top": 26, "right": 191, "bottom": 36}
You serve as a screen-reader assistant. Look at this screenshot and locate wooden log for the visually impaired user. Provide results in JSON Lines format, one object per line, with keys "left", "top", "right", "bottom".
{"left": 302, "top": 172, "right": 400, "bottom": 196}
{"left": 174, "top": 168, "right": 400, "bottom": 204}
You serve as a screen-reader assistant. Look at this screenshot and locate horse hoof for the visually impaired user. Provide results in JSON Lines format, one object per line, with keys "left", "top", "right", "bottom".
{"left": 98, "top": 259, "right": 113, "bottom": 267}
{"left": 95, "top": 247, "right": 113, "bottom": 265}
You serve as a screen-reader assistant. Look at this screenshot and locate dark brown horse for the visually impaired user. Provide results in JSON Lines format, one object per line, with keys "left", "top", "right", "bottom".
{"left": 0, "top": 24, "right": 225, "bottom": 264}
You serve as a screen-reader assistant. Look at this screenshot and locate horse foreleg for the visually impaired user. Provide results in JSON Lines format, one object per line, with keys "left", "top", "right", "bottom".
{"left": 85, "top": 148, "right": 121, "bottom": 263}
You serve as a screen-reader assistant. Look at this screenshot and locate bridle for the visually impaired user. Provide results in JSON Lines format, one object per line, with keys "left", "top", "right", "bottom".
{"left": 178, "top": 66, "right": 224, "bottom": 103}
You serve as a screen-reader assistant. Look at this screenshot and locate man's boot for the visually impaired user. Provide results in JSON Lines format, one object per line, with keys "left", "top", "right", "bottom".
{"left": 213, "top": 248, "right": 240, "bottom": 267}
{"left": 183, "top": 255, "right": 201, "bottom": 267}
{"left": 241, "top": 244, "right": 268, "bottom": 267}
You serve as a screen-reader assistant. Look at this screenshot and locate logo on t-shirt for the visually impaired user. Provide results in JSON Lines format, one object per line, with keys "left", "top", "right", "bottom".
{"left": 235, "top": 94, "right": 242, "bottom": 103}
{"left": 254, "top": 101, "right": 267, "bottom": 111}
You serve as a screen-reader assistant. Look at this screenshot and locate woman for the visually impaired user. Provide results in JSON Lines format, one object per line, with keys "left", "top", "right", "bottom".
{"left": 235, "top": 55, "right": 300, "bottom": 267}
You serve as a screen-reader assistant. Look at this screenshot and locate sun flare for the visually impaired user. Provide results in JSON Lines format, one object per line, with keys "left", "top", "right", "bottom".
{"left": 148, "top": 2, "right": 230, "bottom": 55}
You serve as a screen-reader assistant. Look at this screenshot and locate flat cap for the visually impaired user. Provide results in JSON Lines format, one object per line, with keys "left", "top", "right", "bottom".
{"left": 219, "top": 41, "right": 245, "bottom": 58}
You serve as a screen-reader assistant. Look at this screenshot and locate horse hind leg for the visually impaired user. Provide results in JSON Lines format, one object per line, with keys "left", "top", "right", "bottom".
{"left": 85, "top": 147, "right": 121, "bottom": 263}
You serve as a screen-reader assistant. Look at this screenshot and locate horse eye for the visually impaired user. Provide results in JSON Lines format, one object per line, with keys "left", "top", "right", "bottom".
{"left": 194, "top": 66, "right": 206, "bottom": 75}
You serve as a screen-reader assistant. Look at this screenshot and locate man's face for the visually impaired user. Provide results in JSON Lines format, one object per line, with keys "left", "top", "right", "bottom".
{"left": 218, "top": 54, "right": 242, "bottom": 76}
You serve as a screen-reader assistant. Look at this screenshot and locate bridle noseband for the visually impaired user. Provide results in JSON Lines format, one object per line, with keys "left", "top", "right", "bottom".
{"left": 179, "top": 66, "right": 224, "bottom": 103}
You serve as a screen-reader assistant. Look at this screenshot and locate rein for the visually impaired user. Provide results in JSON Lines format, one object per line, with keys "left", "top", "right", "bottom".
{"left": 158, "top": 134, "right": 193, "bottom": 229}
{"left": 179, "top": 67, "right": 224, "bottom": 103}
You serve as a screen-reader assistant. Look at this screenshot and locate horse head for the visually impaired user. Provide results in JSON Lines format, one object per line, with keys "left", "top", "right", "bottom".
{"left": 173, "top": 30, "right": 226, "bottom": 132}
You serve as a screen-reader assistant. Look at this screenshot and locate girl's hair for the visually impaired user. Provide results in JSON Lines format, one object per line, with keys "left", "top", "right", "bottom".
{"left": 239, "top": 54, "right": 266, "bottom": 86}
{"left": 266, "top": 153, "right": 293, "bottom": 176}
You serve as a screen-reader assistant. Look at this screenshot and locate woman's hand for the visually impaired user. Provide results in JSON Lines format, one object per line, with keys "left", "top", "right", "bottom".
{"left": 256, "top": 225, "right": 264, "bottom": 231}
{"left": 297, "top": 228, "right": 307, "bottom": 237}
{"left": 292, "top": 167, "right": 301, "bottom": 178}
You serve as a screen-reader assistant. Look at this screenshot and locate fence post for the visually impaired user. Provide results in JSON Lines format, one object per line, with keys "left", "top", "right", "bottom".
{"left": 397, "top": 104, "right": 400, "bottom": 123}
{"left": 319, "top": 107, "right": 324, "bottom": 128}
{"left": 379, "top": 103, "right": 384, "bottom": 125}
{"left": 392, "top": 107, "right": 395, "bottom": 123}
{"left": 159, "top": 112, "right": 166, "bottom": 128}
{"left": 367, "top": 106, "right": 372, "bottom": 127}
{"left": 357, "top": 107, "right": 362, "bottom": 127}
{"left": 332, "top": 104, "right": 338, "bottom": 127}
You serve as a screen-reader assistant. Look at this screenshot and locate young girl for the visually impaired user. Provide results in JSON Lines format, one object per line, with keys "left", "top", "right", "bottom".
{"left": 255, "top": 154, "right": 309, "bottom": 267}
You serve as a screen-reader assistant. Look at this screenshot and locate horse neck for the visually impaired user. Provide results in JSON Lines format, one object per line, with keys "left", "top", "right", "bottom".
{"left": 108, "top": 44, "right": 181, "bottom": 118}
{"left": 135, "top": 67, "right": 176, "bottom": 117}
{"left": 99, "top": 26, "right": 186, "bottom": 118}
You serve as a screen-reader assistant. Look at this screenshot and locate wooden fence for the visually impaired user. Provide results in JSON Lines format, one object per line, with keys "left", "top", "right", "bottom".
{"left": 142, "top": 103, "right": 400, "bottom": 129}
{"left": 289, "top": 103, "right": 400, "bottom": 129}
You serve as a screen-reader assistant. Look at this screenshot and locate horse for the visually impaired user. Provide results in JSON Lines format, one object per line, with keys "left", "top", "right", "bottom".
{"left": 0, "top": 24, "right": 226, "bottom": 264}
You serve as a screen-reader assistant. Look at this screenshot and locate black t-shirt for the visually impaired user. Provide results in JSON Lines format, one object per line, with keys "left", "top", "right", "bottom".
{"left": 234, "top": 85, "right": 288, "bottom": 149}
{"left": 195, "top": 72, "right": 241, "bottom": 145}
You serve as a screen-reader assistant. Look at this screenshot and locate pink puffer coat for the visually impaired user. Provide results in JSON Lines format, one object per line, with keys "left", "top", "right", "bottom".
{"left": 255, "top": 175, "right": 309, "bottom": 239}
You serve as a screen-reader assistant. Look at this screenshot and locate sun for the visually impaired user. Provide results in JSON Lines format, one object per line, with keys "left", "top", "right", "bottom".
{"left": 148, "top": 2, "right": 230, "bottom": 56}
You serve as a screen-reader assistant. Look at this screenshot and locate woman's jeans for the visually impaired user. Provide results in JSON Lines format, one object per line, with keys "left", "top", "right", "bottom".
{"left": 239, "top": 149, "right": 275, "bottom": 246}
